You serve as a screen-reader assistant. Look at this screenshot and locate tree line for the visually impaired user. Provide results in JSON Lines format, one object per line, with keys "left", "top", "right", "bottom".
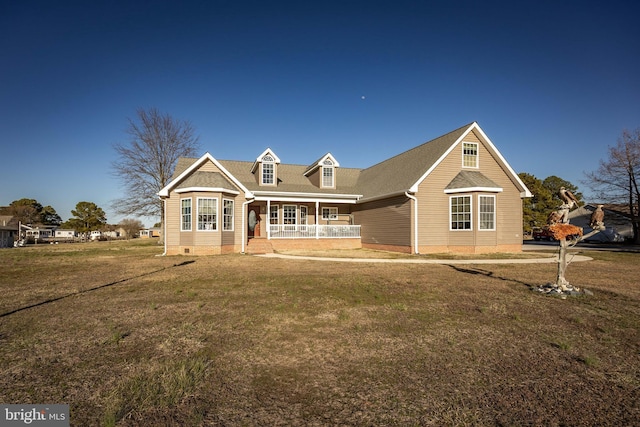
{"left": 0, "top": 199, "right": 145, "bottom": 239}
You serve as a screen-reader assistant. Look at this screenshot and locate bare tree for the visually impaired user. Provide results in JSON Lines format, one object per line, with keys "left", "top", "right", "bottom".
{"left": 584, "top": 128, "right": 640, "bottom": 243}
{"left": 118, "top": 218, "right": 144, "bottom": 239}
{"left": 111, "top": 108, "right": 200, "bottom": 240}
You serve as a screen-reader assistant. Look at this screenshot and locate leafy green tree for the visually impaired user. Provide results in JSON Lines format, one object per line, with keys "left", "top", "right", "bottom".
{"left": 2, "top": 198, "right": 41, "bottom": 224}
{"left": 520, "top": 173, "right": 583, "bottom": 233}
{"left": 543, "top": 176, "right": 583, "bottom": 207}
{"left": 40, "top": 205, "right": 62, "bottom": 225}
{"left": 67, "top": 201, "right": 107, "bottom": 233}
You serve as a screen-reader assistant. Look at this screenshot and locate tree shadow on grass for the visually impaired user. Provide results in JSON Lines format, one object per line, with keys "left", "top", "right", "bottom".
{"left": 0, "top": 260, "right": 196, "bottom": 318}
{"left": 445, "top": 264, "right": 537, "bottom": 290}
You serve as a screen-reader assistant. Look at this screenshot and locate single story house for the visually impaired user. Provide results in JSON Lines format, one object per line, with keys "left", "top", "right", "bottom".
{"left": 568, "top": 204, "right": 634, "bottom": 242}
{"left": 0, "top": 216, "right": 19, "bottom": 248}
{"left": 54, "top": 229, "right": 76, "bottom": 240}
{"left": 159, "top": 122, "right": 532, "bottom": 255}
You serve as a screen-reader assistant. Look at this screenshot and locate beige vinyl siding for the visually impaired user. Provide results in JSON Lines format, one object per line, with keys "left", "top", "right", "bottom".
{"left": 462, "top": 130, "right": 482, "bottom": 143}
{"left": 353, "top": 195, "right": 411, "bottom": 247}
{"left": 417, "top": 136, "right": 524, "bottom": 249}
{"left": 164, "top": 193, "right": 181, "bottom": 247}
{"left": 199, "top": 161, "right": 221, "bottom": 173}
{"left": 307, "top": 169, "right": 320, "bottom": 187}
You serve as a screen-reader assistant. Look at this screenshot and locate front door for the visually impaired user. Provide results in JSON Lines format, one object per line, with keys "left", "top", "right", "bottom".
{"left": 248, "top": 208, "right": 260, "bottom": 238}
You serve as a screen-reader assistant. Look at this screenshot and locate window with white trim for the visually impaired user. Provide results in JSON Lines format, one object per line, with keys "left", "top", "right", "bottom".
{"left": 479, "top": 195, "right": 495, "bottom": 230}
{"left": 283, "top": 205, "right": 297, "bottom": 225}
{"left": 462, "top": 142, "right": 478, "bottom": 168}
{"left": 299, "top": 206, "right": 308, "bottom": 225}
{"left": 197, "top": 198, "right": 217, "bottom": 231}
{"left": 450, "top": 196, "right": 472, "bottom": 230}
{"left": 223, "top": 199, "right": 234, "bottom": 231}
{"left": 270, "top": 205, "right": 279, "bottom": 224}
{"left": 261, "top": 155, "right": 275, "bottom": 185}
{"left": 181, "top": 198, "right": 191, "bottom": 231}
{"left": 322, "top": 207, "right": 338, "bottom": 220}
{"left": 322, "top": 159, "right": 334, "bottom": 187}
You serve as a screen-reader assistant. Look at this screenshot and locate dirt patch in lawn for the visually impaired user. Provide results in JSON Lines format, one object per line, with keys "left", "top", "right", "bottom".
{"left": 0, "top": 241, "right": 638, "bottom": 426}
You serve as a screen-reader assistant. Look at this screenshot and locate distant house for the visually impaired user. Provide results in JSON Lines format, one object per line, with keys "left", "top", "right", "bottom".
{"left": 568, "top": 204, "right": 634, "bottom": 242}
{"left": 158, "top": 122, "right": 532, "bottom": 255}
{"left": 0, "top": 215, "right": 19, "bottom": 248}
{"left": 54, "top": 229, "right": 76, "bottom": 240}
{"left": 140, "top": 227, "right": 160, "bottom": 238}
{"left": 24, "top": 226, "right": 55, "bottom": 240}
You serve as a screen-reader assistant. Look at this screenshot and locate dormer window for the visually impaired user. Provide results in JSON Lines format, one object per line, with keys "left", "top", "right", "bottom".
{"left": 462, "top": 143, "right": 478, "bottom": 168}
{"left": 304, "top": 153, "right": 339, "bottom": 188}
{"left": 322, "top": 159, "right": 334, "bottom": 188}
{"left": 251, "top": 149, "right": 280, "bottom": 186}
{"left": 261, "top": 155, "right": 275, "bottom": 185}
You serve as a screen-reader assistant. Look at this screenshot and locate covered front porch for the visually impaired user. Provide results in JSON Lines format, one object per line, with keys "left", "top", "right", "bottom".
{"left": 243, "top": 196, "right": 361, "bottom": 252}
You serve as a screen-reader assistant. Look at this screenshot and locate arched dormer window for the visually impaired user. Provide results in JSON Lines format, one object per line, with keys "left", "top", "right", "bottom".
{"left": 322, "top": 158, "right": 334, "bottom": 188}
{"left": 251, "top": 148, "right": 280, "bottom": 186}
{"left": 261, "top": 154, "right": 275, "bottom": 185}
{"left": 304, "top": 153, "right": 339, "bottom": 188}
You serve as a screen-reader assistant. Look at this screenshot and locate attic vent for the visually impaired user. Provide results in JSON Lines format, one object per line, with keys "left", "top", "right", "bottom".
{"left": 262, "top": 154, "right": 274, "bottom": 162}
{"left": 323, "top": 158, "right": 334, "bottom": 165}
{"left": 184, "top": 248, "right": 190, "bottom": 254}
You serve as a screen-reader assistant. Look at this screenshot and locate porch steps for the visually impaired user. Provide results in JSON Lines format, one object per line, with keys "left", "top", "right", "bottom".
{"left": 245, "top": 238, "right": 274, "bottom": 254}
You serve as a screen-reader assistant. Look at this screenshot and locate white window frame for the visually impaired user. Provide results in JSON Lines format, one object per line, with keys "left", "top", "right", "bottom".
{"left": 283, "top": 204, "right": 297, "bottom": 225}
{"left": 462, "top": 142, "right": 479, "bottom": 168}
{"left": 223, "top": 198, "right": 234, "bottom": 231}
{"left": 479, "top": 195, "right": 496, "bottom": 231}
{"left": 180, "top": 198, "right": 192, "bottom": 231}
{"left": 321, "top": 159, "right": 334, "bottom": 187}
{"left": 197, "top": 197, "right": 217, "bottom": 231}
{"left": 261, "top": 155, "right": 275, "bottom": 185}
{"left": 322, "top": 207, "right": 338, "bottom": 220}
{"left": 270, "top": 204, "right": 279, "bottom": 224}
{"left": 450, "top": 195, "right": 472, "bottom": 231}
{"left": 299, "top": 206, "right": 308, "bottom": 225}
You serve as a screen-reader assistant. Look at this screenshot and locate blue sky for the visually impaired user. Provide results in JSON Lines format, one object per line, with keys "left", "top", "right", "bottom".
{"left": 2, "top": 0, "right": 639, "bottom": 226}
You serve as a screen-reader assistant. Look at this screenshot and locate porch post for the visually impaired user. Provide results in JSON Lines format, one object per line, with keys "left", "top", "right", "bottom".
{"left": 315, "top": 201, "right": 319, "bottom": 239}
{"left": 267, "top": 199, "right": 271, "bottom": 240}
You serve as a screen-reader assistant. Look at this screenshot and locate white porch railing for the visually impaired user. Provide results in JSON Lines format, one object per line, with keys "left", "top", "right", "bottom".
{"left": 269, "top": 224, "right": 361, "bottom": 239}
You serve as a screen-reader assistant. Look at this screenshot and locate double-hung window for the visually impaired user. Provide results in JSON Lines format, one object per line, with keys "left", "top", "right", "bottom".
{"left": 223, "top": 199, "right": 234, "bottom": 231}
{"left": 462, "top": 142, "right": 478, "bottom": 168}
{"left": 322, "top": 159, "right": 334, "bottom": 187}
{"left": 197, "top": 198, "right": 217, "bottom": 231}
{"left": 450, "top": 196, "right": 472, "bottom": 230}
{"left": 181, "top": 198, "right": 192, "bottom": 231}
{"left": 299, "top": 206, "right": 308, "bottom": 225}
{"left": 322, "top": 207, "right": 338, "bottom": 220}
{"left": 479, "top": 195, "right": 496, "bottom": 230}
{"left": 270, "top": 205, "right": 279, "bottom": 224}
{"left": 283, "top": 205, "right": 297, "bottom": 225}
{"left": 261, "top": 155, "right": 275, "bottom": 185}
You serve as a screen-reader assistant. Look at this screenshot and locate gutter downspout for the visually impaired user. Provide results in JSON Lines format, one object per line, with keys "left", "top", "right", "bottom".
{"left": 241, "top": 197, "right": 255, "bottom": 254}
{"left": 315, "top": 200, "right": 319, "bottom": 239}
{"left": 157, "top": 198, "right": 167, "bottom": 256}
{"left": 405, "top": 192, "right": 419, "bottom": 254}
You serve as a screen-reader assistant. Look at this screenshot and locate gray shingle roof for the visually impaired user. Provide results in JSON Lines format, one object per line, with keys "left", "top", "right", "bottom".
{"left": 445, "top": 170, "right": 501, "bottom": 190}
{"left": 168, "top": 123, "right": 482, "bottom": 199}
{"left": 355, "top": 123, "right": 473, "bottom": 198}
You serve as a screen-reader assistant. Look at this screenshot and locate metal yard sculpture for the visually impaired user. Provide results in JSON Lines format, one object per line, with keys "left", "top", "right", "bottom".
{"left": 544, "top": 189, "right": 605, "bottom": 294}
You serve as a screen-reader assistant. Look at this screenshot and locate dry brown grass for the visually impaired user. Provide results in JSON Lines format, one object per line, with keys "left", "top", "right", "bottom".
{"left": 0, "top": 240, "right": 639, "bottom": 426}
